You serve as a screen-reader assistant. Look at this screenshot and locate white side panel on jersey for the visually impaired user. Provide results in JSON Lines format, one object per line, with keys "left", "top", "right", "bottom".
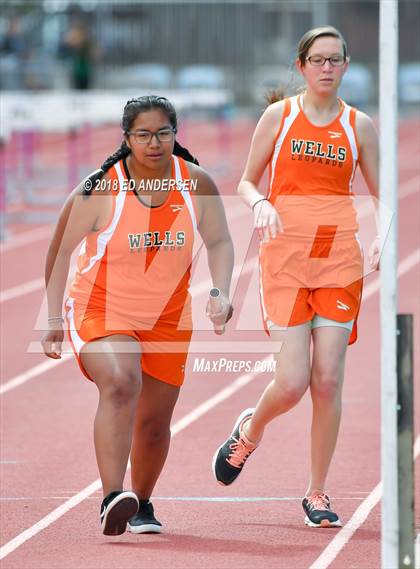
{"left": 65, "top": 296, "right": 84, "bottom": 355}
{"left": 269, "top": 96, "right": 300, "bottom": 193}
{"left": 173, "top": 155, "right": 198, "bottom": 235}
{"left": 80, "top": 161, "right": 127, "bottom": 275}
{"left": 78, "top": 239, "right": 86, "bottom": 256}
{"left": 258, "top": 243, "right": 268, "bottom": 322}
{"left": 339, "top": 104, "right": 359, "bottom": 192}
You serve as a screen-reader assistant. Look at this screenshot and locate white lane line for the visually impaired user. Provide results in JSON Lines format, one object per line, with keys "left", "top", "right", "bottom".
{"left": 306, "top": 255, "right": 420, "bottom": 569}
{"left": 0, "top": 354, "right": 73, "bottom": 396}
{"left": 0, "top": 496, "right": 366, "bottom": 502}
{"left": 0, "top": 276, "right": 44, "bottom": 303}
{"left": 399, "top": 174, "right": 420, "bottom": 200}
{"left": 0, "top": 362, "right": 267, "bottom": 560}
{"left": 362, "top": 248, "right": 420, "bottom": 300}
{"left": 309, "top": 435, "right": 420, "bottom": 569}
{"left": 1, "top": 248, "right": 418, "bottom": 553}
{"left": 0, "top": 253, "right": 418, "bottom": 558}
{"left": 0, "top": 225, "right": 53, "bottom": 253}
{"left": 0, "top": 262, "right": 77, "bottom": 304}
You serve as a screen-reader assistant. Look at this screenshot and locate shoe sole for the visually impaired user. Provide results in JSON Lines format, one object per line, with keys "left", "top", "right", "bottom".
{"left": 102, "top": 493, "right": 139, "bottom": 536}
{"left": 304, "top": 516, "right": 342, "bottom": 528}
{"left": 127, "top": 523, "right": 162, "bottom": 534}
{"left": 211, "top": 407, "right": 255, "bottom": 486}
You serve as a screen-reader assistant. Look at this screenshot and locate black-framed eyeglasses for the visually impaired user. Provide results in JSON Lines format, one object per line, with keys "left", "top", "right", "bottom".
{"left": 305, "top": 55, "right": 347, "bottom": 67}
{"left": 126, "top": 128, "right": 176, "bottom": 144}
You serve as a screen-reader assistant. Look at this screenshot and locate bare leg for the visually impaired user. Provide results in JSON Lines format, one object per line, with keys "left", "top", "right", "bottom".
{"left": 244, "top": 322, "right": 312, "bottom": 443}
{"left": 80, "top": 335, "right": 142, "bottom": 497}
{"left": 306, "top": 326, "right": 349, "bottom": 496}
{"left": 130, "top": 372, "right": 179, "bottom": 500}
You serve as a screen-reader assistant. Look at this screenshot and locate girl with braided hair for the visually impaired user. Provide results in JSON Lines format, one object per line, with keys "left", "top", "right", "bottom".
{"left": 42, "top": 95, "right": 233, "bottom": 535}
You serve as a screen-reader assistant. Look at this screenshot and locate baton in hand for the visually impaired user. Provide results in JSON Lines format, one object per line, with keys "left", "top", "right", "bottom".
{"left": 209, "top": 287, "right": 225, "bottom": 335}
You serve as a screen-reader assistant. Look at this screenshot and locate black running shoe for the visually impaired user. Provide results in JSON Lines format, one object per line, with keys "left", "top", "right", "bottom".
{"left": 100, "top": 491, "right": 139, "bottom": 536}
{"left": 127, "top": 500, "right": 162, "bottom": 534}
{"left": 212, "top": 408, "right": 257, "bottom": 486}
{"left": 302, "top": 492, "right": 342, "bottom": 528}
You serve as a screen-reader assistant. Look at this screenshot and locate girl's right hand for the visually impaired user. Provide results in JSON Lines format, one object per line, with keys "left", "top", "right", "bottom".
{"left": 41, "top": 326, "right": 64, "bottom": 359}
{"left": 206, "top": 290, "right": 234, "bottom": 334}
{"left": 253, "top": 199, "right": 283, "bottom": 242}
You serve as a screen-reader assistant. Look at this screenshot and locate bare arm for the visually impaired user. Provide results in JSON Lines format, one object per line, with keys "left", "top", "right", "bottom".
{"left": 356, "top": 111, "right": 379, "bottom": 200}
{"left": 188, "top": 163, "right": 234, "bottom": 329}
{"left": 191, "top": 164, "right": 234, "bottom": 297}
{"left": 45, "top": 186, "right": 100, "bottom": 313}
{"left": 356, "top": 111, "right": 380, "bottom": 269}
{"left": 238, "top": 100, "right": 285, "bottom": 208}
{"left": 239, "top": 101, "right": 286, "bottom": 241}
{"left": 42, "top": 182, "right": 105, "bottom": 357}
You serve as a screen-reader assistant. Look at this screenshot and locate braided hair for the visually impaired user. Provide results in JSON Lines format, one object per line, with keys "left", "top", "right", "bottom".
{"left": 83, "top": 95, "right": 199, "bottom": 195}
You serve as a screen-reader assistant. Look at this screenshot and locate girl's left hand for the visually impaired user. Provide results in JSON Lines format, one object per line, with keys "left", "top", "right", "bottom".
{"left": 368, "top": 236, "right": 381, "bottom": 271}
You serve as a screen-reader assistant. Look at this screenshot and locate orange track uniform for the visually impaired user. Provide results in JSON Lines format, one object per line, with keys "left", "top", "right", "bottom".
{"left": 65, "top": 155, "right": 198, "bottom": 386}
{"left": 260, "top": 95, "right": 363, "bottom": 344}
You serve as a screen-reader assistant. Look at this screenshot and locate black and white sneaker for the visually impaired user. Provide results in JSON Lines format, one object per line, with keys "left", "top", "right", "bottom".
{"left": 100, "top": 491, "right": 139, "bottom": 536}
{"left": 302, "top": 492, "right": 342, "bottom": 528}
{"left": 212, "top": 408, "right": 257, "bottom": 486}
{"left": 127, "top": 500, "right": 162, "bottom": 534}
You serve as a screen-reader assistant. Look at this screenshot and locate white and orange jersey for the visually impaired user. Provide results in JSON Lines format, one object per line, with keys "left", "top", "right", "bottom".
{"left": 267, "top": 95, "right": 361, "bottom": 238}
{"left": 258, "top": 96, "right": 364, "bottom": 344}
{"left": 68, "top": 155, "right": 198, "bottom": 324}
{"left": 268, "top": 94, "right": 360, "bottom": 197}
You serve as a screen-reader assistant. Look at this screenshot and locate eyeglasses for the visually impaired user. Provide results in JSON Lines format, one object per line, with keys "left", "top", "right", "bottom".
{"left": 126, "top": 128, "right": 176, "bottom": 144}
{"left": 306, "top": 55, "right": 347, "bottom": 67}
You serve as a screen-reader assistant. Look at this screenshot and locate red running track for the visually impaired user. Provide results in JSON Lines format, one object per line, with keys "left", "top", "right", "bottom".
{"left": 0, "top": 119, "right": 419, "bottom": 569}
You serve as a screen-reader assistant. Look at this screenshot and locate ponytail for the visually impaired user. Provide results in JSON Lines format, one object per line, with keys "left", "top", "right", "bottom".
{"left": 82, "top": 141, "right": 131, "bottom": 196}
{"left": 173, "top": 139, "right": 200, "bottom": 166}
{"left": 264, "top": 87, "right": 286, "bottom": 107}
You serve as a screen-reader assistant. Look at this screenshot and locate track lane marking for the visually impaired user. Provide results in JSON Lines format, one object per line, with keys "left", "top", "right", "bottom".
{"left": 0, "top": 276, "right": 44, "bottom": 303}
{"left": 0, "top": 361, "right": 269, "bottom": 560}
{"left": 309, "top": 435, "right": 420, "bottom": 569}
{"left": 0, "top": 354, "right": 73, "bottom": 396}
{"left": 0, "top": 249, "right": 418, "bottom": 559}
{"left": 0, "top": 225, "right": 53, "bottom": 253}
